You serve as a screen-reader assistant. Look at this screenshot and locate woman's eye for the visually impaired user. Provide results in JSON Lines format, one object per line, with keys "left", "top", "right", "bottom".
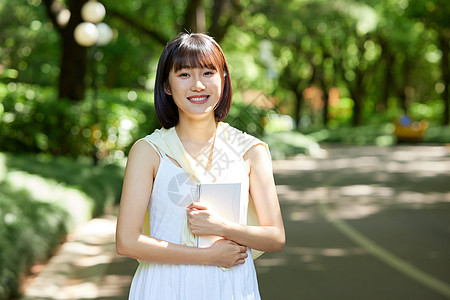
{"left": 179, "top": 73, "right": 190, "bottom": 78}
{"left": 204, "top": 71, "right": 215, "bottom": 76}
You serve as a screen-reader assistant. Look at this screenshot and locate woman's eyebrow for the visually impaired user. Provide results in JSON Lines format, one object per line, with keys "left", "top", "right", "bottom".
{"left": 179, "top": 64, "right": 192, "bottom": 69}
{"left": 176, "top": 66, "right": 215, "bottom": 71}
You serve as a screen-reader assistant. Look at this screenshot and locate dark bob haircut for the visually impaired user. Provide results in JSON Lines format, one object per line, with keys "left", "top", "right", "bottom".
{"left": 154, "top": 33, "right": 232, "bottom": 128}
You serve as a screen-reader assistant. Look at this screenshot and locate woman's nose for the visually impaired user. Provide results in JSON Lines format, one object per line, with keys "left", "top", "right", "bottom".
{"left": 191, "top": 79, "right": 206, "bottom": 91}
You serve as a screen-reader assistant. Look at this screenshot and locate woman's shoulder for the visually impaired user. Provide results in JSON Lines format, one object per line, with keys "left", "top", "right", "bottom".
{"left": 131, "top": 138, "right": 160, "bottom": 156}
{"left": 127, "top": 139, "right": 161, "bottom": 173}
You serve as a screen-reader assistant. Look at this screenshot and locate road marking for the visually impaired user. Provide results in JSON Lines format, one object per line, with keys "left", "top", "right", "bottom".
{"left": 318, "top": 173, "right": 450, "bottom": 299}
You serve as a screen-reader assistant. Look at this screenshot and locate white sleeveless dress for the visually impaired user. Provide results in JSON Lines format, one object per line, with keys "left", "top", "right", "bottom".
{"left": 128, "top": 127, "right": 263, "bottom": 300}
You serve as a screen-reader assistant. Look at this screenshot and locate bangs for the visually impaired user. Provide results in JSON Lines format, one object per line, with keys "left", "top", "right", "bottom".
{"left": 171, "top": 38, "right": 223, "bottom": 72}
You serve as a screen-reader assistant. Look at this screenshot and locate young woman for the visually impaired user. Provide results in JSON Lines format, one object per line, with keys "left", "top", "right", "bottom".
{"left": 116, "top": 33, "right": 285, "bottom": 299}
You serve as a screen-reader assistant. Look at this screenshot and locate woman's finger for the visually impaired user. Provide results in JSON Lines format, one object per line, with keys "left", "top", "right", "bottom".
{"left": 188, "top": 210, "right": 206, "bottom": 219}
{"left": 186, "top": 203, "right": 208, "bottom": 210}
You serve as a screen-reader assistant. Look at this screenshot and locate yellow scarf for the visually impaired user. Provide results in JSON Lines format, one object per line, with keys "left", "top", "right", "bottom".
{"left": 140, "top": 122, "right": 266, "bottom": 260}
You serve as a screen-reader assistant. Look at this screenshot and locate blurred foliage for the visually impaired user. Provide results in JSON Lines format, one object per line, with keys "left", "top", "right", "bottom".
{"left": 248, "top": 0, "right": 448, "bottom": 126}
{"left": 305, "top": 123, "right": 450, "bottom": 145}
{"left": 0, "top": 152, "right": 124, "bottom": 299}
{"left": 263, "top": 131, "right": 321, "bottom": 159}
{"left": 307, "top": 123, "right": 397, "bottom": 145}
{"left": 0, "top": 181, "right": 67, "bottom": 299}
{"left": 424, "top": 124, "right": 450, "bottom": 143}
{"left": 409, "top": 99, "right": 446, "bottom": 122}
{"left": 0, "top": 82, "right": 159, "bottom": 161}
{"left": 0, "top": 79, "right": 447, "bottom": 166}
{"left": 0, "top": 82, "right": 276, "bottom": 159}
{"left": 0, "top": 0, "right": 60, "bottom": 86}
{"left": 225, "top": 99, "right": 270, "bottom": 138}
{"left": 1, "top": 0, "right": 448, "bottom": 125}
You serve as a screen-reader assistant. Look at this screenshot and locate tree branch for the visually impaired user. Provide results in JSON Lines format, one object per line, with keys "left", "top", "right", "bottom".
{"left": 181, "top": 0, "right": 203, "bottom": 32}
{"left": 208, "top": 0, "right": 243, "bottom": 42}
{"left": 108, "top": 8, "right": 169, "bottom": 46}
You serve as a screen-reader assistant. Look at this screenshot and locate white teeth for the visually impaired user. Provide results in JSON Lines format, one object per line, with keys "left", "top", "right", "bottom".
{"left": 189, "top": 96, "right": 208, "bottom": 101}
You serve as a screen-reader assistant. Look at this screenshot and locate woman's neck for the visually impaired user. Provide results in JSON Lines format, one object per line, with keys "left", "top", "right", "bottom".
{"left": 175, "top": 116, "right": 218, "bottom": 144}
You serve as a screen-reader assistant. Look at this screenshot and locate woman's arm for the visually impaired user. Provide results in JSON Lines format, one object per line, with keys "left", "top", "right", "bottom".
{"left": 115, "top": 140, "right": 248, "bottom": 268}
{"left": 188, "top": 144, "right": 285, "bottom": 252}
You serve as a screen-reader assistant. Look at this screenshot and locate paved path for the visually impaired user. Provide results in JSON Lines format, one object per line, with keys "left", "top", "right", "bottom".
{"left": 21, "top": 211, "right": 138, "bottom": 300}
{"left": 259, "top": 144, "right": 450, "bottom": 300}
{"left": 22, "top": 145, "right": 450, "bottom": 299}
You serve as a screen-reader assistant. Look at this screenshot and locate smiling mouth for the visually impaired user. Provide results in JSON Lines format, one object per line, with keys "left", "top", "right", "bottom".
{"left": 187, "top": 95, "right": 209, "bottom": 103}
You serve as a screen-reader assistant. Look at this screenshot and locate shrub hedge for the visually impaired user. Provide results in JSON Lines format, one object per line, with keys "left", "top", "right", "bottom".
{"left": 0, "top": 152, "right": 124, "bottom": 299}
{"left": 0, "top": 82, "right": 159, "bottom": 161}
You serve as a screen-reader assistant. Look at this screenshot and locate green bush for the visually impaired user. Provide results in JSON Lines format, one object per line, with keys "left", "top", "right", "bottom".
{"left": 262, "top": 131, "right": 321, "bottom": 160}
{"left": 409, "top": 99, "right": 445, "bottom": 123}
{"left": 421, "top": 124, "right": 450, "bottom": 143}
{"left": 0, "top": 83, "right": 159, "bottom": 161}
{"left": 305, "top": 123, "right": 450, "bottom": 145}
{"left": 225, "top": 101, "right": 269, "bottom": 138}
{"left": 306, "top": 123, "right": 396, "bottom": 145}
{"left": 0, "top": 152, "right": 124, "bottom": 299}
{"left": 0, "top": 181, "right": 67, "bottom": 299}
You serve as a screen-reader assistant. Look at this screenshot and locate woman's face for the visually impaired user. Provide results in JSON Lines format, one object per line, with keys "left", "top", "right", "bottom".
{"left": 166, "top": 66, "right": 222, "bottom": 122}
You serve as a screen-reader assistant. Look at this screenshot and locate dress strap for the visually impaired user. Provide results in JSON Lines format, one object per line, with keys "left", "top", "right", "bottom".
{"left": 243, "top": 142, "right": 271, "bottom": 161}
{"left": 136, "top": 137, "right": 183, "bottom": 168}
{"left": 136, "top": 138, "right": 165, "bottom": 159}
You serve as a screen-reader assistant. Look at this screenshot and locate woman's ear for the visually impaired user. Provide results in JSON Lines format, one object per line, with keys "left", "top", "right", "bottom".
{"left": 164, "top": 82, "right": 172, "bottom": 95}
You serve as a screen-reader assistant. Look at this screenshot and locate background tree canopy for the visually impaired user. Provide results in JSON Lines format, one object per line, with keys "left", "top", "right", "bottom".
{"left": 0, "top": 0, "right": 449, "bottom": 159}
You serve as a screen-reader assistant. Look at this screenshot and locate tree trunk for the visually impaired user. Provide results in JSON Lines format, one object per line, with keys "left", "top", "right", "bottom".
{"left": 182, "top": 0, "right": 205, "bottom": 33}
{"left": 351, "top": 73, "right": 364, "bottom": 126}
{"left": 210, "top": 0, "right": 229, "bottom": 38}
{"left": 60, "top": 0, "right": 89, "bottom": 100}
{"left": 317, "top": 68, "right": 329, "bottom": 127}
{"left": 438, "top": 30, "right": 450, "bottom": 125}
{"left": 294, "top": 88, "right": 303, "bottom": 129}
{"left": 209, "top": 0, "right": 242, "bottom": 42}
{"left": 379, "top": 40, "right": 394, "bottom": 112}
{"left": 322, "top": 87, "right": 329, "bottom": 127}
{"left": 351, "top": 58, "right": 365, "bottom": 126}
{"left": 43, "top": 0, "right": 88, "bottom": 101}
{"left": 349, "top": 38, "right": 367, "bottom": 126}
{"left": 380, "top": 53, "right": 394, "bottom": 112}
{"left": 317, "top": 64, "right": 329, "bottom": 128}
{"left": 398, "top": 58, "right": 412, "bottom": 114}
{"left": 58, "top": 33, "right": 87, "bottom": 100}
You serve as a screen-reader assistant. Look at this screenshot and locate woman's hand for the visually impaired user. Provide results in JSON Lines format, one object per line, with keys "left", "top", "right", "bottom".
{"left": 186, "top": 203, "right": 228, "bottom": 237}
{"left": 207, "top": 239, "right": 248, "bottom": 268}
{"left": 187, "top": 204, "right": 248, "bottom": 267}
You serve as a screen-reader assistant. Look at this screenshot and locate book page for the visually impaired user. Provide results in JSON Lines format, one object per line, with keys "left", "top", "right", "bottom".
{"left": 196, "top": 183, "right": 241, "bottom": 248}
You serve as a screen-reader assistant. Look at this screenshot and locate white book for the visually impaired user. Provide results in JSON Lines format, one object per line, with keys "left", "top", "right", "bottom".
{"left": 195, "top": 183, "right": 242, "bottom": 248}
